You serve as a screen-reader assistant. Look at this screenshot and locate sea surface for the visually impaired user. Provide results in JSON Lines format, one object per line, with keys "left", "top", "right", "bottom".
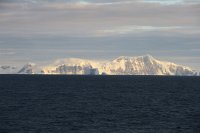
{"left": 0, "top": 75, "right": 200, "bottom": 133}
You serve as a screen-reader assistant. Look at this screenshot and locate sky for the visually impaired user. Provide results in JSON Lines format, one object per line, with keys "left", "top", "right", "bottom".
{"left": 0, "top": 0, "right": 200, "bottom": 70}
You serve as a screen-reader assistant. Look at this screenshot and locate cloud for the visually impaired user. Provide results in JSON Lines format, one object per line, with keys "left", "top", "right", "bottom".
{"left": 95, "top": 26, "right": 183, "bottom": 36}
{"left": 0, "top": 0, "right": 199, "bottom": 38}
{"left": 0, "top": 0, "right": 199, "bottom": 69}
{"left": 0, "top": 50, "right": 16, "bottom": 55}
{"left": 142, "top": 0, "right": 184, "bottom": 5}
{"left": 142, "top": 0, "right": 200, "bottom": 5}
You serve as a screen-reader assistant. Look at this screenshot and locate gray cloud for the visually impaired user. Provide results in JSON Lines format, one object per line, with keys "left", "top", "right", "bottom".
{"left": 0, "top": 51, "right": 16, "bottom": 55}
{"left": 0, "top": 0, "right": 199, "bottom": 69}
{"left": 0, "top": 1, "right": 199, "bottom": 36}
{"left": 142, "top": 0, "right": 200, "bottom": 5}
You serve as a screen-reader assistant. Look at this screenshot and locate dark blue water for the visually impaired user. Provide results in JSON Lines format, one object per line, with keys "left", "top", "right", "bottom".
{"left": 0, "top": 75, "right": 200, "bottom": 133}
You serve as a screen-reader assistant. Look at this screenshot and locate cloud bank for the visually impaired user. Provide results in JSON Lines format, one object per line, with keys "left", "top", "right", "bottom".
{"left": 0, "top": 0, "right": 199, "bottom": 70}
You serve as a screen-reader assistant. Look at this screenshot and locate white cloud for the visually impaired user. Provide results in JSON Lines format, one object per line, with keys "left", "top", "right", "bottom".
{"left": 40, "top": 1, "right": 137, "bottom": 9}
{"left": 0, "top": 52, "right": 16, "bottom": 55}
{"left": 96, "top": 25, "right": 182, "bottom": 36}
{"left": 142, "top": 0, "right": 200, "bottom": 5}
{"left": 142, "top": 0, "right": 183, "bottom": 5}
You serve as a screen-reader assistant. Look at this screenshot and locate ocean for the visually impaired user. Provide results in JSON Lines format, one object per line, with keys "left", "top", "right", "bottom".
{"left": 0, "top": 75, "right": 199, "bottom": 133}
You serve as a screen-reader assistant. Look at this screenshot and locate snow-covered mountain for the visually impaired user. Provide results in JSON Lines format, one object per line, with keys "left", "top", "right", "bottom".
{"left": 42, "top": 58, "right": 101, "bottom": 75}
{"left": 0, "top": 55, "right": 197, "bottom": 75}
{"left": 18, "top": 63, "right": 40, "bottom": 74}
{"left": 101, "top": 55, "right": 194, "bottom": 75}
{"left": 42, "top": 55, "right": 195, "bottom": 76}
{"left": 0, "top": 63, "right": 41, "bottom": 74}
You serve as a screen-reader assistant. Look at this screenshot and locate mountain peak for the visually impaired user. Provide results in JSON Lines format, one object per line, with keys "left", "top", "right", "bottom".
{"left": 142, "top": 54, "right": 156, "bottom": 62}
{"left": 18, "top": 63, "right": 37, "bottom": 74}
{"left": 0, "top": 55, "right": 196, "bottom": 75}
{"left": 113, "top": 55, "right": 155, "bottom": 62}
{"left": 25, "top": 63, "right": 36, "bottom": 67}
{"left": 143, "top": 54, "right": 154, "bottom": 59}
{"left": 113, "top": 56, "right": 129, "bottom": 62}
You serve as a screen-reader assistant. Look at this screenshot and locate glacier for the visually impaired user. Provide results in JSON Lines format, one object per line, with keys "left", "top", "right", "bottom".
{"left": 0, "top": 55, "right": 198, "bottom": 75}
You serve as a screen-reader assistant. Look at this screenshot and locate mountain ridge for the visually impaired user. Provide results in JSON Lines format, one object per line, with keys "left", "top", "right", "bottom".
{"left": 0, "top": 55, "right": 198, "bottom": 75}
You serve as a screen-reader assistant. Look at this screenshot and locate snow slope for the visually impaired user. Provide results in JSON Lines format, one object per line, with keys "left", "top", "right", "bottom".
{"left": 42, "top": 55, "right": 195, "bottom": 76}
{"left": 0, "top": 55, "right": 196, "bottom": 75}
{"left": 42, "top": 58, "right": 101, "bottom": 75}
{"left": 18, "top": 63, "right": 39, "bottom": 74}
{"left": 101, "top": 55, "right": 194, "bottom": 75}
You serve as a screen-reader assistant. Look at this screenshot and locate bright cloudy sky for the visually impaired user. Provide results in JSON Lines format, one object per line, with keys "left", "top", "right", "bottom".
{"left": 0, "top": 0, "right": 200, "bottom": 70}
